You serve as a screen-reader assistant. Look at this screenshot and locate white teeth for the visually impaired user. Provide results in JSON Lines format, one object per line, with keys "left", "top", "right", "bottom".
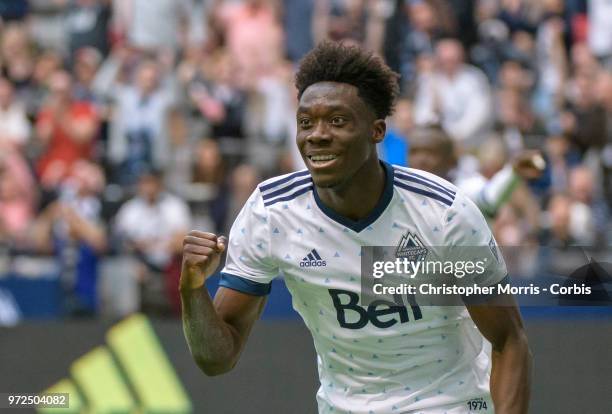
{"left": 310, "top": 155, "right": 336, "bottom": 162}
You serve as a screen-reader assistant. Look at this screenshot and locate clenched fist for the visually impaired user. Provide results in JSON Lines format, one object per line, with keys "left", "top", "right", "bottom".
{"left": 180, "top": 231, "right": 227, "bottom": 290}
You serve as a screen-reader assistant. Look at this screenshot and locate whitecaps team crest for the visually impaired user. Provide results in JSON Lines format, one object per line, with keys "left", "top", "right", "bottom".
{"left": 396, "top": 232, "right": 428, "bottom": 261}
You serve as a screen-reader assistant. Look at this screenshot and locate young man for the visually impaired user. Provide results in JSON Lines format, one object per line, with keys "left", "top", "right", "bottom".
{"left": 407, "top": 125, "right": 544, "bottom": 218}
{"left": 180, "top": 42, "right": 531, "bottom": 413}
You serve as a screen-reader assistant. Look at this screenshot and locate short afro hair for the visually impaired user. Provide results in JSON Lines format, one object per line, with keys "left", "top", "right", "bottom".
{"left": 295, "top": 42, "right": 400, "bottom": 119}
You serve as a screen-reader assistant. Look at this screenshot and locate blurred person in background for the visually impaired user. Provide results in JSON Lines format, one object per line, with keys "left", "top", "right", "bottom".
{"left": 587, "top": 0, "right": 612, "bottom": 65}
{"left": 408, "top": 125, "right": 542, "bottom": 222}
{"left": 20, "top": 50, "right": 64, "bottom": 118}
{"left": 312, "top": 0, "right": 391, "bottom": 53}
{"left": 543, "top": 134, "right": 581, "bottom": 194}
{"left": 495, "top": 87, "right": 546, "bottom": 154}
{"left": 0, "top": 150, "right": 37, "bottom": 248}
{"left": 184, "top": 51, "right": 247, "bottom": 140}
{"left": 219, "top": 163, "right": 260, "bottom": 235}
{"left": 32, "top": 160, "right": 107, "bottom": 316}
{"left": 560, "top": 70, "right": 607, "bottom": 157}
{"left": 72, "top": 47, "right": 104, "bottom": 104}
{"left": 0, "top": 23, "right": 35, "bottom": 89}
{"left": 0, "top": 76, "right": 31, "bottom": 150}
{"left": 248, "top": 59, "right": 297, "bottom": 146}
{"left": 532, "top": 3, "right": 568, "bottom": 121}
{"left": 114, "top": 168, "right": 191, "bottom": 314}
{"left": 190, "top": 138, "right": 228, "bottom": 234}
{"left": 65, "top": 0, "right": 112, "bottom": 61}
{"left": 540, "top": 192, "right": 576, "bottom": 248}
{"left": 567, "top": 165, "right": 608, "bottom": 245}
{"left": 413, "top": 38, "right": 493, "bottom": 151}
{"left": 386, "top": 0, "right": 457, "bottom": 89}
{"left": 570, "top": 42, "right": 601, "bottom": 78}
{"left": 95, "top": 53, "right": 176, "bottom": 185}
{"left": 112, "top": 0, "right": 191, "bottom": 54}
{"left": 211, "top": 0, "right": 284, "bottom": 84}
{"left": 35, "top": 69, "right": 100, "bottom": 193}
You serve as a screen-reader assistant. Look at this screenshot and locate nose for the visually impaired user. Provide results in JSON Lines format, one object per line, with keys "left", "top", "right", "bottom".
{"left": 307, "top": 121, "right": 332, "bottom": 145}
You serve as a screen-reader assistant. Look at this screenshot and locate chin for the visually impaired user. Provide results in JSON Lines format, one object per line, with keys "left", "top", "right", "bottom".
{"left": 311, "top": 174, "right": 341, "bottom": 189}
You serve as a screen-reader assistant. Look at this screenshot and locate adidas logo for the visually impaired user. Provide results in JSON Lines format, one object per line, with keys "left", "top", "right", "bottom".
{"left": 300, "top": 249, "right": 327, "bottom": 268}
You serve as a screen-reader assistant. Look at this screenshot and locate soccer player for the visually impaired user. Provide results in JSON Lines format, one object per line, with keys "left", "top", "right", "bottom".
{"left": 180, "top": 42, "right": 531, "bottom": 413}
{"left": 407, "top": 125, "right": 544, "bottom": 219}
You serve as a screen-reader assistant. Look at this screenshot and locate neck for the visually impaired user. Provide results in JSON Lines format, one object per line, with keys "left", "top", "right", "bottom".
{"left": 316, "top": 159, "right": 386, "bottom": 221}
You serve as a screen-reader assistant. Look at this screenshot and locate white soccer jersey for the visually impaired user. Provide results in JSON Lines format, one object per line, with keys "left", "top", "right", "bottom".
{"left": 220, "top": 162, "right": 507, "bottom": 414}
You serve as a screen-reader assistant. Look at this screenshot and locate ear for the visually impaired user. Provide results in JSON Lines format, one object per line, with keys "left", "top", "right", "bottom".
{"left": 372, "top": 119, "right": 386, "bottom": 144}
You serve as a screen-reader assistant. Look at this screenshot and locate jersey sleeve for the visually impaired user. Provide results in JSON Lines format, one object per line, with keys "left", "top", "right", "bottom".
{"left": 442, "top": 190, "right": 508, "bottom": 290}
{"left": 219, "top": 188, "right": 278, "bottom": 295}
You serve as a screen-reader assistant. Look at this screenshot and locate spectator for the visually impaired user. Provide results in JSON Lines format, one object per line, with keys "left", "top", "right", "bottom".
{"left": 221, "top": 163, "right": 260, "bottom": 234}
{"left": 21, "top": 51, "right": 64, "bottom": 118}
{"left": 113, "top": 0, "right": 191, "bottom": 53}
{"left": 185, "top": 51, "right": 247, "bottom": 140}
{"left": 495, "top": 88, "right": 546, "bottom": 154}
{"left": 114, "top": 168, "right": 190, "bottom": 313}
{"left": 31, "top": 160, "right": 107, "bottom": 315}
{"left": 1, "top": 23, "right": 35, "bottom": 91}
{"left": 587, "top": 0, "right": 612, "bottom": 63}
{"left": 567, "top": 166, "right": 608, "bottom": 245}
{"left": 532, "top": 11, "right": 567, "bottom": 121}
{"left": 65, "top": 0, "right": 112, "bottom": 61}
{"left": 213, "top": 0, "right": 284, "bottom": 83}
{"left": 386, "top": 0, "right": 455, "bottom": 89}
{"left": 96, "top": 54, "right": 176, "bottom": 184}
{"left": 35, "top": 70, "right": 100, "bottom": 190}
{"left": 540, "top": 193, "right": 577, "bottom": 247}
{"left": 561, "top": 70, "right": 607, "bottom": 156}
{"left": 72, "top": 47, "right": 104, "bottom": 104}
{"left": 544, "top": 134, "right": 580, "bottom": 194}
{"left": 0, "top": 76, "right": 31, "bottom": 150}
{"left": 0, "top": 150, "right": 37, "bottom": 247}
{"left": 413, "top": 38, "right": 493, "bottom": 150}
{"left": 191, "top": 138, "right": 227, "bottom": 233}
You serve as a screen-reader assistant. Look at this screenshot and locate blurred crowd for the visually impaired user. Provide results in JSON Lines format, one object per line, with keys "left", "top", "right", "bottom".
{"left": 0, "top": 0, "right": 610, "bottom": 317}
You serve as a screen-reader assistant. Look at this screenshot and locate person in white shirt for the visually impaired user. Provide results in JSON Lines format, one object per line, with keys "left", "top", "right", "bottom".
{"left": 413, "top": 38, "right": 493, "bottom": 151}
{"left": 180, "top": 42, "right": 531, "bottom": 414}
{"left": 0, "top": 76, "right": 31, "bottom": 150}
{"left": 115, "top": 168, "right": 191, "bottom": 271}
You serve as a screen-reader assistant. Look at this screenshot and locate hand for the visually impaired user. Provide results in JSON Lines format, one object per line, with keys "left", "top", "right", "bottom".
{"left": 512, "top": 150, "right": 546, "bottom": 180}
{"left": 180, "top": 231, "right": 227, "bottom": 290}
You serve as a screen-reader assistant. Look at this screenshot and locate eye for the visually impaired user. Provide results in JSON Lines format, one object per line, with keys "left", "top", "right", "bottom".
{"left": 299, "top": 118, "right": 312, "bottom": 129}
{"left": 330, "top": 116, "right": 347, "bottom": 126}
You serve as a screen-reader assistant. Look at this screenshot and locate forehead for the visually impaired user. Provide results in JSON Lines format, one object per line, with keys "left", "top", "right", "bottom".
{"left": 410, "top": 132, "right": 447, "bottom": 151}
{"left": 298, "top": 81, "right": 366, "bottom": 112}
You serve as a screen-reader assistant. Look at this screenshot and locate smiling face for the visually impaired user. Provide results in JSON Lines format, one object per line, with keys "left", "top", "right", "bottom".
{"left": 296, "top": 82, "right": 385, "bottom": 189}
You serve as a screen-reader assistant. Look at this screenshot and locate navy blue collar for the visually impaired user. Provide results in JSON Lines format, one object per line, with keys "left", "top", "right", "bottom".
{"left": 312, "top": 161, "right": 395, "bottom": 233}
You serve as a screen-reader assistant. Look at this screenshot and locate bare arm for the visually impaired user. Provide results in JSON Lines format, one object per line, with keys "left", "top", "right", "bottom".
{"left": 180, "top": 231, "right": 266, "bottom": 376}
{"left": 467, "top": 294, "right": 532, "bottom": 414}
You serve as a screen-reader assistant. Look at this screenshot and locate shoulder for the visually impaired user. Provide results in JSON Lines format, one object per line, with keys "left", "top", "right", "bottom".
{"left": 71, "top": 101, "right": 97, "bottom": 117}
{"left": 159, "top": 192, "right": 189, "bottom": 211}
{"left": 392, "top": 165, "right": 458, "bottom": 208}
{"left": 461, "top": 64, "right": 489, "bottom": 85}
{"left": 257, "top": 169, "right": 313, "bottom": 208}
